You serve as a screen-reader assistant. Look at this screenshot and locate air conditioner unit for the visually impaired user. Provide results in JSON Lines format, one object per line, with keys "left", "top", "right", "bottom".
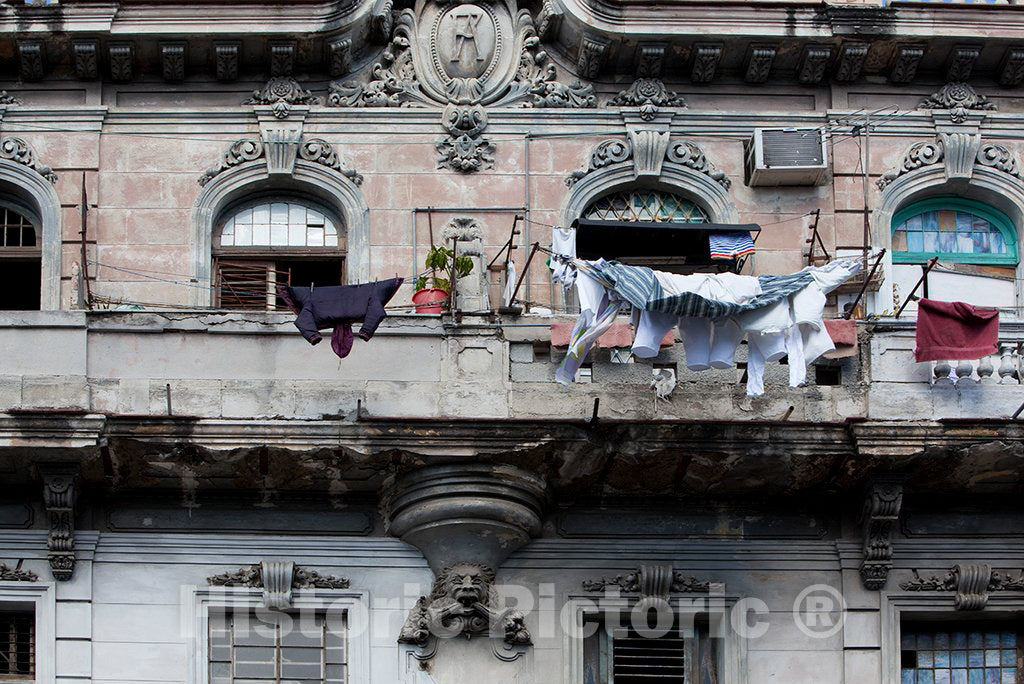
{"left": 744, "top": 128, "right": 829, "bottom": 187}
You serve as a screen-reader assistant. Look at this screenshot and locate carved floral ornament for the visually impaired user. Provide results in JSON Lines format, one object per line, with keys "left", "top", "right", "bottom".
{"left": 208, "top": 560, "right": 350, "bottom": 610}
{"left": 0, "top": 561, "right": 37, "bottom": 582}
{"left": 398, "top": 562, "right": 531, "bottom": 662}
{"left": 0, "top": 136, "right": 58, "bottom": 185}
{"left": 244, "top": 76, "right": 320, "bottom": 119}
{"left": 198, "top": 137, "right": 362, "bottom": 187}
{"left": 567, "top": 136, "right": 731, "bottom": 189}
{"left": 900, "top": 564, "right": 1024, "bottom": 611}
{"left": 877, "top": 134, "right": 1022, "bottom": 190}
{"left": 610, "top": 78, "right": 686, "bottom": 122}
{"left": 919, "top": 82, "right": 995, "bottom": 124}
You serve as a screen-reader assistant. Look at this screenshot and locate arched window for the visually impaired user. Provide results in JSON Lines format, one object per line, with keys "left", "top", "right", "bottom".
{"left": 892, "top": 198, "right": 1018, "bottom": 266}
{"left": 214, "top": 197, "right": 345, "bottom": 310}
{"left": 0, "top": 201, "right": 41, "bottom": 310}
{"left": 583, "top": 189, "right": 709, "bottom": 224}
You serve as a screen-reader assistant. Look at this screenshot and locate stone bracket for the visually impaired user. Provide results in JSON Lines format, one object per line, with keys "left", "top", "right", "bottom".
{"left": 582, "top": 565, "right": 717, "bottom": 597}
{"left": 207, "top": 560, "right": 350, "bottom": 610}
{"left": 900, "top": 564, "right": 1024, "bottom": 610}
{"left": 626, "top": 128, "right": 671, "bottom": 179}
{"left": 859, "top": 479, "right": 903, "bottom": 590}
{"left": 40, "top": 464, "right": 78, "bottom": 582}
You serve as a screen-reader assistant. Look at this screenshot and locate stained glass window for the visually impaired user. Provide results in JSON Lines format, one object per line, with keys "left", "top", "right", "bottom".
{"left": 584, "top": 190, "right": 709, "bottom": 224}
{"left": 892, "top": 199, "right": 1017, "bottom": 265}
{"left": 901, "top": 626, "right": 1020, "bottom": 684}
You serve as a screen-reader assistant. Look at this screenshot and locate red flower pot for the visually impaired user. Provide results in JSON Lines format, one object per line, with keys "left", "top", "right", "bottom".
{"left": 412, "top": 288, "right": 449, "bottom": 314}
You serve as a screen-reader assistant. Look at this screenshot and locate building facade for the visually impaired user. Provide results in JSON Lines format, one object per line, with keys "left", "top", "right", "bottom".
{"left": 2, "top": 0, "right": 1024, "bottom": 682}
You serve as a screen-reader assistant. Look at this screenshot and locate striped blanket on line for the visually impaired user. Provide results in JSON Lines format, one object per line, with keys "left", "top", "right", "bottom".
{"left": 585, "top": 261, "right": 817, "bottom": 319}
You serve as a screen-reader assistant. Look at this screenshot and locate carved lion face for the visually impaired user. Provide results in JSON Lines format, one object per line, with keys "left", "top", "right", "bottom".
{"left": 437, "top": 563, "right": 495, "bottom": 607}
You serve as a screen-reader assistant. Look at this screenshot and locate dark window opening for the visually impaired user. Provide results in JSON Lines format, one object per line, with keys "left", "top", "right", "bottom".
{"left": 583, "top": 614, "right": 718, "bottom": 684}
{"left": 0, "top": 205, "right": 41, "bottom": 311}
{"left": 815, "top": 365, "right": 842, "bottom": 386}
{"left": 0, "top": 611, "right": 35, "bottom": 679}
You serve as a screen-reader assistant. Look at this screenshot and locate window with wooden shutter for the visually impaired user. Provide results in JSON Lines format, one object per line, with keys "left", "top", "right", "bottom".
{"left": 213, "top": 198, "right": 346, "bottom": 310}
{"left": 582, "top": 615, "right": 718, "bottom": 684}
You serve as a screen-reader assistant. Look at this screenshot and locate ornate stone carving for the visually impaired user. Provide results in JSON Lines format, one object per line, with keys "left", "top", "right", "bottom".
{"left": 566, "top": 137, "right": 729, "bottom": 189}
{"left": 920, "top": 83, "right": 995, "bottom": 124}
{"left": 835, "top": 42, "right": 868, "bottom": 82}
{"left": 877, "top": 139, "right": 944, "bottom": 189}
{"left": 214, "top": 42, "right": 239, "bottom": 82}
{"left": 40, "top": 466, "right": 77, "bottom": 582}
{"left": 999, "top": 47, "right": 1024, "bottom": 87}
{"left": 582, "top": 566, "right": 712, "bottom": 594}
{"left": 636, "top": 44, "right": 665, "bottom": 78}
{"left": 691, "top": 44, "right": 722, "bottom": 84}
{"left": 900, "top": 564, "right": 1024, "bottom": 611}
{"left": 890, "top": 45, "right": 925, "bottom": 84}
{"left": 946, "top": 45, "right": 980, "bottom": 82}
{"left": 0, "top": 137, "right": 58, "bottom": 184}
{"left": 328, "top": 38, "right": 352, "bottom": 78}
{"left": 536, "top": 0, "right": 563, "bottom": 41}
{"left": 566, "top": 138, "right": 633, "bottom": 186}
{"left": 209, "top": 561, "right": 350, "bottom": 610}
{"left": 977, "top": 142, "right": 1023, "bottom": 179}
{"left": 73, "top": 41, "right": 98, "bottom": 80}
{"left": 244, "top": 77, "right": 319, "bottom": 119}
{"left": 161, "top": 42, "right": 186, "bottom": 82}
{"left": 798, "top": 45, "right": 832, "bottom": 85}
{"left": 328, "top": 5, "right": 595, "bottom": 171}
{"left": 299, "top": 138, "right": 364, "bottom": 185}
{"left": 942, "top": 132, "right": 982, "bottom": 180}
{"left": 199, "top": 137, "right": 361, "bottom": 186}
{"left": 578, "top": 34, "right": 610, "bottom": 79}
{"left": 666, "top": 140, "right": 730, "bottom": 189}
{"left": 0, "top": 91, "right": 21, "bottom": 106}
{"left": 370, "top": 0, "right": 395, "bottom": 44}
{"left": 17, "top": 41, "right": 44, "bottom": 81}
{"left": 628, "top": 129, "right": 671, "bottom": 178}
{"left": 109, "top": 43, "right": 134, "bottom": 82}
{"left": 398, "top": 563, "right": 530, "bottom": 661}
{"left": 270, "top": 42, "right": 296, "bottom": 77}
{"left": 745, "top": 44, "right": 776, "bottom": 84}
{"left": 859, "top": 481, "right": 903, "bottom": 590}
{"left": 0, "top": 561, "right": 38, "bottom": 582}
{"left": 437, "top": 104, "right": 495, "bottom": 172}
{"left": 610, "top": 79, "right": 685, "bottom": 121}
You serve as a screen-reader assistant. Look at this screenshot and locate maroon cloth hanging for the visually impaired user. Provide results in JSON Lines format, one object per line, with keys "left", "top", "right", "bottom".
{"left": 915, "top": 299, "right": 999, "bottom": 362}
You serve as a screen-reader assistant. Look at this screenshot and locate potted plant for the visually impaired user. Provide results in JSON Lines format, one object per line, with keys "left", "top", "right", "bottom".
{"left": 412, "top": 245, "right": 474, "bottom": 313}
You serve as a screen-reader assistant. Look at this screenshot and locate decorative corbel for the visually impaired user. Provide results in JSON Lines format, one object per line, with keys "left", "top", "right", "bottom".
{"left": 578, "top": 34, "right": 611, "bottom": 79}
{"left": 938, "top": 131, "right": 982, "bottom": 181}
{"left": 946, "top": 45, "right": 981, "bottom": 82}
{"left": 369, "top": 0, "right": 395, "bottom": 44}
{"left": 744, "top": 44, "right": 776, "bottom": 84}
{"left": 208, "top": 560, "right": 350, "bottom": 610}
{"left": 73, "top": 40, "right": 98, "bottom": 80}
{"left": 626, "top": 128, "right": 672, "bottom": 179}
{"left": 258, "top": 110, "right": 306, "bottom": 176}
{"left": 328, "top": 38, "right": 352, "bottom": 78}
{"left": 536, "top": 0, "right": 563, "bottom": 41}
{"left": 691, "top": 44, "right": 722, "bottom": 84}
{"left": 890, "top": 45, "right": 925, "bottom": 84}
{"left": 214, "top": 42, "right": 239, "bottom": 82}
{"left": 17, "top": 41, "right": 44, "bottom": 82}
{"left": 859, "top": 480, "right": 903, "bottom": 590}
{"left": 161, "top": 42, "right": 186, "bottom": 82}
{"left": 636, "top": 44, "right": 666, "bottom": 78}
{"left": 109, "top": 43, "right": 134, "bottom": 82}
{"left": 835, "top": 43, "right": 868, "bottom": 83}
{"left": 798, "top": 45, "right": 832, "bottom": 85}
{"left": 999, "top": 47, "right": 1024, "bottom": 87}
{"left": 900, "top": 564, "right": 1024, "bottom": 610}
{"left": 40, "top": 465, "right": 77, "bottom": 582}
{"left": 270, "top": 42, "right": 296, "bottom": 77}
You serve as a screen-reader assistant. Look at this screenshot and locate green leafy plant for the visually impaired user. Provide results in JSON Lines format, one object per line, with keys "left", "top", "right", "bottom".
{"left": 415, "top": 245, "right": 474, "bottom": 293}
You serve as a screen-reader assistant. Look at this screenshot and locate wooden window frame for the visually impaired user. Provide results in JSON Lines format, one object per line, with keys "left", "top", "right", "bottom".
{"left": 892, "top": 198, "right": 1019, "bottom": 266}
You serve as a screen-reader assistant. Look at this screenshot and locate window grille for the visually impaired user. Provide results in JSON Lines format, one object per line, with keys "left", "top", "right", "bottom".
{"left": 583, "top": 191, "right": 708, "bottom": 224}
{"left": 901, "top": 624, "right": 1022, "bottom": 684}
{"left": 612, "top": 626, "right": 688, "bottom": 683}
{"left": 0, "top": 612, "right": 35, "bottom": 680}
{"left": 209, "top": 610, "right": 347, "bottom": 684}
{"left": 583, "top": 615, "right": 716, "bottom": 684}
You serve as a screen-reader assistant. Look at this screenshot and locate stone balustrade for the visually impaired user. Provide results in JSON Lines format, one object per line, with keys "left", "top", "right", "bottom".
{"left": 929, "top": 342, "right": 1022, "bottom": 385}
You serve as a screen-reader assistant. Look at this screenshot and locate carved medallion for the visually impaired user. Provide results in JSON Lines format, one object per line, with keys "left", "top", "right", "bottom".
{"left": 435, "top": 4, "right": 499, "bottom": 81}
